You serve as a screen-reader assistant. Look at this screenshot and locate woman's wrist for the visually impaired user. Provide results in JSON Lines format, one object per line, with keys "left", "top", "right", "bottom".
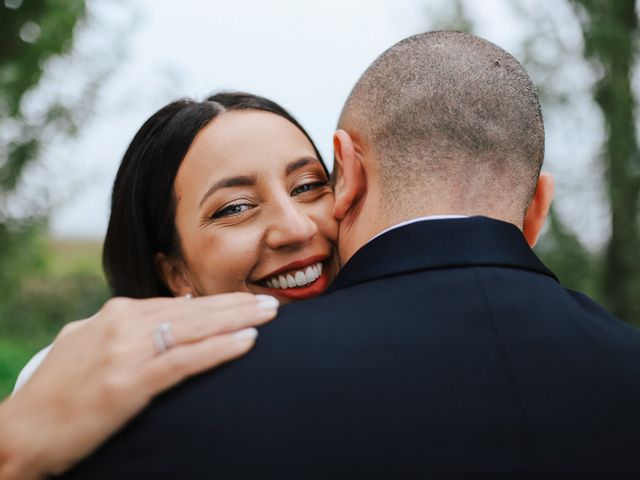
{"left": 0, "top": 397, "right": 47, "bottom": 480}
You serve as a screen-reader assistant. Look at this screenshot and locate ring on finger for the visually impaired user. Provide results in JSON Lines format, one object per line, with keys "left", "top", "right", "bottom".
{"left": 153, "top": 322, "right": 175, "bottom": 354}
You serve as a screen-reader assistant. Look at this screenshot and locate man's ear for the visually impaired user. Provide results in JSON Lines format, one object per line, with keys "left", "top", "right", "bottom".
{"left": 523, "top": 172, "right": 554, "bottom": 247}
{"left": 332, "top": 129, "right": 366, "bottom": 220}
{"left": 154, "top": 252, "right": 194, "bottom": 297}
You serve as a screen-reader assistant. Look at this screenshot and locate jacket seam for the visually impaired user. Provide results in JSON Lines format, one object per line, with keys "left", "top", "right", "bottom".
{"left": 472, "top": 267, "right": 540, "bottom": 478}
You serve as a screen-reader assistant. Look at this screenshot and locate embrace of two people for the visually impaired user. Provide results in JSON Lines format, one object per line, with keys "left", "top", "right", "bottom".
{"left": 1, "top": 31, "right": 640, "bottom": 479}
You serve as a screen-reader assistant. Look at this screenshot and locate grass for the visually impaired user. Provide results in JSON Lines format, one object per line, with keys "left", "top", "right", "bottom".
{"left": 1, "top": 237, "right": 107, "bottom": 400}
{"left": 47, "top": 238, "right": 104, "bottom": 276}
{"left": 0, "top": 338, "right": 45, "bottom": 399}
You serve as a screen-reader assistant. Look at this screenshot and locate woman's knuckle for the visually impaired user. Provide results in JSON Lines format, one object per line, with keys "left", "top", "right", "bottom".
{"left": 58, "top": 320, "right": 80, "bottom": 337}
{"left": 103, "top": 297, "right": 131, "bottom": 314}
{"left": 104, "top": 318, "right": 127, "bottom": 339}
{"left": 192, "top": 321, "right": 209, "bottom": 338}
{"left": 167, "top": 354, "right": 193, "bottom": 378}
{"left": 104, "top": 342, "right": 126, "bottom": 365}
{"left": 100, "top": 375, "right": 130, "bottom": 404}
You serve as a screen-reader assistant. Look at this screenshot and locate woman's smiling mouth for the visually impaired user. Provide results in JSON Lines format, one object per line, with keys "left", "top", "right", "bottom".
{"left": 255, "top": 256, "right": 331, "bottom": 300}
{"left": 263, "top": 262, "right": 322, "bottom": 289}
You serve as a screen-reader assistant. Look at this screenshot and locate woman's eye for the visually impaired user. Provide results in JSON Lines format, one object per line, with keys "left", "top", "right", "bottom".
{"left": 211, "top": 203, "right": 253, "bottom": 219}
{"left": 291, "top": 180, "right": 328, "bottom": 196}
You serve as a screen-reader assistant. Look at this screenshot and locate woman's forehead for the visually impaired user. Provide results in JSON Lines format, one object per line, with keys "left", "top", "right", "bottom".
{"left": 173, "top": 110, "right": 322, "bottom": 203}
{"left": 182, "top": 110, "right": 316, "bottom": 174}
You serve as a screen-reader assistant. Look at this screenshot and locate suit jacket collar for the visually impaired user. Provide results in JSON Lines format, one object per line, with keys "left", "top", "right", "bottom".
{"left": 327, "top": 216, "right": 557, "bottom": 293}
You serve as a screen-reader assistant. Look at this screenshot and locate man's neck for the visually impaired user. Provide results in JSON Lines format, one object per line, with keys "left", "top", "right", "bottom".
{"left": 337, "top": 203, "right": 470, "bottom": 265}
{"left": 338, "top": 202, "right": 524, "bottom": 266}
{"left": 367, "top": 215, "right": 468, "bottom": 244}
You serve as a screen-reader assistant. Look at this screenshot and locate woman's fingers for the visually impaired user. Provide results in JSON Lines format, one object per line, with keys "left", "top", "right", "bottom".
{"left": 138, "top": 328, "right": 260, "bottom": 395}
{"left": 94, "top": 292, "right": 259, "bottom": 327}
{"left": 137, "top": 296, "right": 278, "bottom": 392}
{"left": 167, "top": 295, "right": 278, "bottom": 345}
{"left": 101, "top": 292, "right": 278, "bottom": 397}
{"left": 79, "top": 293, "right": 277, "bottom": 362}
{"left": 155, "top": 291, "right": 262, "bottom": 315}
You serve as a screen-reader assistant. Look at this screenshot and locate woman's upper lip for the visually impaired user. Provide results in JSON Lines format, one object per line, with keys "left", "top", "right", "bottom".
{"left": 254, "top": 254, "right": 329, "bottom": 282}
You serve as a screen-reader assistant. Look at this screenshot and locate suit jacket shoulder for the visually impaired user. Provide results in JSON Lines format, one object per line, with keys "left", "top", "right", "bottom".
{"left": 65, "top": 217, "right": 640, "bottom": 480}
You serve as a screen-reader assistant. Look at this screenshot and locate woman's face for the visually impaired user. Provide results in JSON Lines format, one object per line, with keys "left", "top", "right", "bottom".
{"left": 167, "top": 110, "right": 339, "bottom": 304}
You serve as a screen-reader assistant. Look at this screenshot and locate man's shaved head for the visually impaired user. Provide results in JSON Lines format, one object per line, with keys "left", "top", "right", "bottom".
{"left": 339, "top": 31, "right": 545, "bottom": 221}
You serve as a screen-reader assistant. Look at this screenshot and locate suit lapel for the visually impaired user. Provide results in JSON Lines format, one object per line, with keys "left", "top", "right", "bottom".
{"left": 328, "top": 216, "right": 557, "bottom": 292}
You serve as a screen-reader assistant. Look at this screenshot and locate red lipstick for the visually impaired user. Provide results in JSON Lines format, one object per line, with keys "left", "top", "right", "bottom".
{"left": 257, "top": 255, "right": 328, "bottom": 281}
{"left": 255, "top": 255, "right": 331, "bottom": 301}
{"left": 260, "top": 267, "right": 330, "bottom": 300}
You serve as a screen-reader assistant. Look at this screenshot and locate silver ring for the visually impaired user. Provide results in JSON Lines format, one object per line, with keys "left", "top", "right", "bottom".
{"left": 153, "top": 322, "right": 175, "bottom": 354}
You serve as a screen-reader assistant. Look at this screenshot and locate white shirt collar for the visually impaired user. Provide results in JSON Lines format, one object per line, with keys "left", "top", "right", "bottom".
{"left": 368, "top": 215, "right": 468, "bottom": 244}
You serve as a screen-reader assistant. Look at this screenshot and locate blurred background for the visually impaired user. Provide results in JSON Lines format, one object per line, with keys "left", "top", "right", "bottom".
{"left": 1, "top": 0, "right": 639, "bottom": 397}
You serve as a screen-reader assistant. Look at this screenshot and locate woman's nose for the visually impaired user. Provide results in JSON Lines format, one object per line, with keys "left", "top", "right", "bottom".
{"left": 264, "top": 197, "right": 318, "bottom": 250}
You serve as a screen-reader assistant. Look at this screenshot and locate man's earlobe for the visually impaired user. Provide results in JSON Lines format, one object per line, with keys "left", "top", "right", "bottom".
{"left": 332, "top": 129, "right": 365, "bottom": 221}
{"left": 523, "top": 172, "right": 554, "bottom": 247}
{"left": 154, "top": 252, "right": 193, "bottom": 297}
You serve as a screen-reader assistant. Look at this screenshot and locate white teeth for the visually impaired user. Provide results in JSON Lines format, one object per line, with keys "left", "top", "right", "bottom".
{"left": 264, "top": 262, "right": 324, "bottom": 289}
{"left": 304, "top": 266, "right": 315, "bottom": 283}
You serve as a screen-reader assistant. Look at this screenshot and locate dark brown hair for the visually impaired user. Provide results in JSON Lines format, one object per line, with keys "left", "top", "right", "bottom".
{"left": 103, "top": 92, "right": 327, "bottom": 298}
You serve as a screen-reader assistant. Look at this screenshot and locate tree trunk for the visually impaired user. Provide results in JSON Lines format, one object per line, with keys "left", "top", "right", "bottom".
{"left": 572, "top": 0, "right": 640, "bottom": 323}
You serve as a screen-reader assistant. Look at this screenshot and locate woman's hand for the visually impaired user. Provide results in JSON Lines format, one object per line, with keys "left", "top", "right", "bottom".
{"left": 0, "top": 293, "right": 278, "bottom": 480}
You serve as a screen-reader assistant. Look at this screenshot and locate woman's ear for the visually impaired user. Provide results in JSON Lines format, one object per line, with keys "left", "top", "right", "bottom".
{"left": 332, "top": 129, "right": 366, "bottom": 221}
{"left": 523, "top": 172, "right": 555, "bottom": 247}
{"left": 154, "top": 253, "right": 194, "bottom": 297}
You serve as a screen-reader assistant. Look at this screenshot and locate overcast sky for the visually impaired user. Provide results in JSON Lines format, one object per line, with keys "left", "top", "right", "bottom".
{"left": 22, "top": 0, "right": 609, "bottom": 247}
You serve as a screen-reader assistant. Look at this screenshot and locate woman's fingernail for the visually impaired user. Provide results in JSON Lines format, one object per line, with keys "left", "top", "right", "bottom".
{"left": 234, "top": 327, "right": 258, "bottom": 341}
{"left": 256, "top": 295, "right": 279, "bottom": 310}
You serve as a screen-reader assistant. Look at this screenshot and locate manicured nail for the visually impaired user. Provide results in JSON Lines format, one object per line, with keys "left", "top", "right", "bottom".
{"left": 234, "top": 327, "right": 258, "bottom": 341}
{"left": 256, "top": 295, "right": 279, "bottom": 310}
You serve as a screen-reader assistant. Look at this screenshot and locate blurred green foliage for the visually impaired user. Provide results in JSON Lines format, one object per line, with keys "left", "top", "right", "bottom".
{"left": 1, "top": 0, "right": 85, "bottom": 307}
{"left": 0, "top": 338, "right": 36, "bottom": 397}
{"left": 2, "top": 238, "right": 108, "bottom": 340}
{"left": 0, "top": 0, "right": 86, "bottom": 196}
{"left": 569, "top": 0, "right": 640, "bottom": 322}
{"left": 535, "top": 209, "right": 601, "bottom": 299}
{"left": 0, "top": 236, "right": 109, "bottom": 398}
{"left": 0, "top": 1, "right": 110, "bottom": 397}
{"left": 0, "top": 0, "right": 85, "bottom": 116}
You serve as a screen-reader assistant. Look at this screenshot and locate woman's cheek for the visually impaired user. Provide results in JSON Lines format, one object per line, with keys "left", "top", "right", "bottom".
{"left": 315, "top": 200, "right": 339, "bottom": 244}
{"left": 219, "top": 231, "right": 263, "bottom": 287}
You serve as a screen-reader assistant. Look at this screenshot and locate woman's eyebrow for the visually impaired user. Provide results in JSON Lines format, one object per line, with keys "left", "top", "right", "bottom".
{"left": 285, "top": 157, "right": 318, "bottom": 176}
{"left": 199, "top": 175, "right": 257, "bottom": 208}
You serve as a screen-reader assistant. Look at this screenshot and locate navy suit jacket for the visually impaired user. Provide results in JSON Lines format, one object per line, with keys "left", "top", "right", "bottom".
{"left": 64, "top": 217, "right": 640, "bottom": 479}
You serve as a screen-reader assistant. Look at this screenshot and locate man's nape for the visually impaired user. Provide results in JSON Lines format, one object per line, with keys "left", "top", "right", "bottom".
{"left": 334, "top": 31, "right": 548, "bottom": 262}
